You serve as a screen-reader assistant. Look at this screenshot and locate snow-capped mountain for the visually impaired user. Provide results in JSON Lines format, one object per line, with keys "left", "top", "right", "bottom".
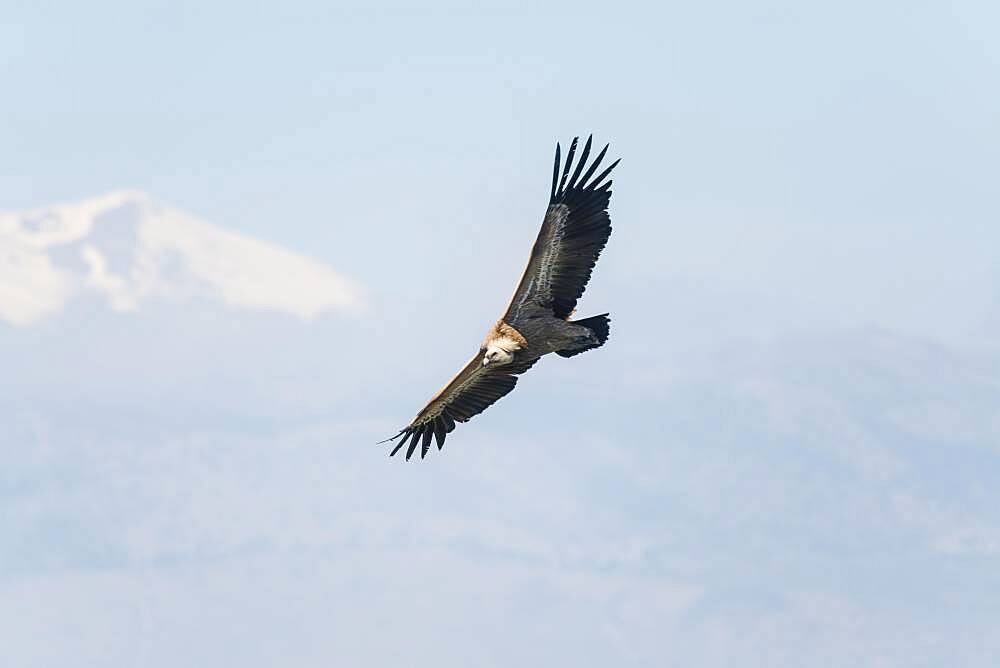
{"left": 0, "top": 191, "right": 365, "bottom": 326}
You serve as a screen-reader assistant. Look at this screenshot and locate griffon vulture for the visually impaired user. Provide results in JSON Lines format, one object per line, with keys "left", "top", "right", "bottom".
{"left": 381, "top": 135, "right": 619, "bottom": 459}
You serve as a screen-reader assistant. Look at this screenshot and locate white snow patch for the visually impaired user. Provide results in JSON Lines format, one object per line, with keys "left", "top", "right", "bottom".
{"left": 0, "top": 191, "right": 365, "bottom": 325}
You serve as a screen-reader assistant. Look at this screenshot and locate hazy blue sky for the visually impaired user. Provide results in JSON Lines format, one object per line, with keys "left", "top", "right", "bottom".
{"left": 5, "top": 1, "right": 1000, "bottom": 343}
{"left": 3, "top": 2, "right": 1000, "bottom": 666}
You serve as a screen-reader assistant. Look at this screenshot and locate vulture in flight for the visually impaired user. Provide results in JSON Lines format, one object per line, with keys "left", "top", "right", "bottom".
{"left": 381, "top": 135, "right": 620, "bottom": 459}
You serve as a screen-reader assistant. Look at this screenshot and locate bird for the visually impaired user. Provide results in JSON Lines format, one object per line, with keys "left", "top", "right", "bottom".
{"left": 380, "top": 135, "right": 620, "bottom": 460}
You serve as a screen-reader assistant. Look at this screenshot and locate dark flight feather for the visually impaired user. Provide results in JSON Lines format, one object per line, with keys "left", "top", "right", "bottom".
{"left": 506, "top": 136, "right": 619, "bottom": 321}
{"left": 381, "top": 354, "right": 538, "bottom": 459}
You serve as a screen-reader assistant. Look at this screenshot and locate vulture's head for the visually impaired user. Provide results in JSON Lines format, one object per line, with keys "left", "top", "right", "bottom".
{"left": 482, "top": 345, "right": 514, "bottom": 367}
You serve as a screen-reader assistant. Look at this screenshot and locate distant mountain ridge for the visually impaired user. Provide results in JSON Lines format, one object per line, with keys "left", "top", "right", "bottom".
{"left": 0, "top": 191, "right": 364, "bottom": 326}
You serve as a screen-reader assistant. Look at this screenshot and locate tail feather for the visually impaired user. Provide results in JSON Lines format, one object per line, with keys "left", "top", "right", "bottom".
{"left": 557, "top": 313, "right": 610, "bottom": 358}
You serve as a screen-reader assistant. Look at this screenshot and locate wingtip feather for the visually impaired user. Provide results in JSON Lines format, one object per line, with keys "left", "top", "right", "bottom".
{"left": 567, "top": 135, "right": 593, "bottom": 191}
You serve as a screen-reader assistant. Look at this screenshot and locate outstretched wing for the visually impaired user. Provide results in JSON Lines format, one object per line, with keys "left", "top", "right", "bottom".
{"left": 380, "top": 354, "right": 537, "bottom": 460}
{"left": 505, "top": 135, "right": 620, "bottom": 323}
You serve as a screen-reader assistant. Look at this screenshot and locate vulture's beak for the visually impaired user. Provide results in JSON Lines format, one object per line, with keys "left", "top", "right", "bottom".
{"left": 482, "top": 358, "right": 490, "bottom": 367}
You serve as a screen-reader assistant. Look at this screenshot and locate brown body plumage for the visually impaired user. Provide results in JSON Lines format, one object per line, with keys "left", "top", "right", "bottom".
{"left": 381, "top": 135, "right": 620, "bottom": 459}
{"left": 485, "top": 320, "right": 528, "bottom": 350}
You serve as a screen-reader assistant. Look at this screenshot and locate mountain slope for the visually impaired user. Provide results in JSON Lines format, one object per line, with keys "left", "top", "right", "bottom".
{"left": 0, "top": 191, "right": 364, "bottom": 325}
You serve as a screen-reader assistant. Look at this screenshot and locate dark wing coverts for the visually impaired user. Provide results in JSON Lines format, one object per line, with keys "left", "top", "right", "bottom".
{"left": 505, "top": 135, "right": 619, "bottom": 322}
{"left": 381, "top": 354, "right": 537, "bottom": 460}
